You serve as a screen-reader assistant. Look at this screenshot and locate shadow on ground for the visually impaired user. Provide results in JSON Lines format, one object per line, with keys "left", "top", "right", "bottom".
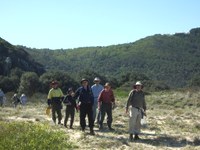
{"left": 139, "top": 133, "right": 200, "bottom": 147}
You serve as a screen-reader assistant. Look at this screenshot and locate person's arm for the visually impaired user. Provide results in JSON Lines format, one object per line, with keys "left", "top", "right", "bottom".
{"left": 126, "top": 90, "right": 133, "bottom": 113}
{"left": 110, "top": 90, "right": 116, "bottom": 109}
{"left": 47, "top": 90, "right": 52, "bottom": 107}
{"left": 59, "top": 88, "right": 64, "bottom": 102}
{"left": 98, "top": 90, "right": 103, "bottom": 110}
{"left": 90, "top": 87, "right": 94, "bottom": 105}
{"left": 73, "top": 88, "right": 80, "bottom": 101}
{"left": 74, "top": 88, "right": 81, "bottom": 110}
{"left": 143, "top": 94, "right": 147, "bottom": 116}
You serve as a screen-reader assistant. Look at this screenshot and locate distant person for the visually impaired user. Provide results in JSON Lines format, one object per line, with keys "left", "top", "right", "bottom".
{"left": 98, "top": 82, "right": 115, "bottom": 131}
{"left": 63, "top": 88, "right": 77, "bottom": 129}
{"left": 91, "top": 77, "right": 104, "bottom": 123}
{"left": 47, "top": 81, "right": 64, "bottom": 125}
{"left": 20, "top": 93, "right": 27, "bottom": 106}
{"left": 74, "top": 78, "right": 95, "bottom": 135}
{"left": 12, "top": 93, "right": 21, "bottom": 108}
{"left": 125, "top": 81, "right": 147, "bottom": 141}
{"left": 0, "top": 89, "right": 6, "bottom": 107}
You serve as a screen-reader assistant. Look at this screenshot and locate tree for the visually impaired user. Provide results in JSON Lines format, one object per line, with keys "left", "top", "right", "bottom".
{"left": 39, "top": 71, "right": 79, "bottom": 94}
{"left": 18, "top": 72, "right": 39, "bottom": 96}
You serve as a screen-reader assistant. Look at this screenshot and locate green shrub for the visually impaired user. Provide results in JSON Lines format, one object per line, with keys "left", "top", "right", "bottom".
{"left": 0, "top": 121, "right": 76, "bottom": 150}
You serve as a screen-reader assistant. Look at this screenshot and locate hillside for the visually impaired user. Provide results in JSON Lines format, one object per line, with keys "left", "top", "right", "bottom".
{"left": 0, "top": 37, "right": 45, "bottom": 76}
{"left": 25, "top": 28, "right": 200, "bottom": 88}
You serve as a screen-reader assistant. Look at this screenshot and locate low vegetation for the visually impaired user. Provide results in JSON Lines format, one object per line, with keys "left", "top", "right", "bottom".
{"left": 0, "top": 121, "right": 77, "bottom": 150}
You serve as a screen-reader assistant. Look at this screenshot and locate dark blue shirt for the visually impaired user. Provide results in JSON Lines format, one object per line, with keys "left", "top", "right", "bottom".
{"left": 63, "top": 95, "right": 77, "bottom": 108}
{"left": 74, "top": 86, "right": 94, "bottom": 105}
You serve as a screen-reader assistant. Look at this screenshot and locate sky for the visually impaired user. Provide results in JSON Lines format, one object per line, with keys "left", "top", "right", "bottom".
{"left": 0, "top": 0, "right": 200, "bottom": 49}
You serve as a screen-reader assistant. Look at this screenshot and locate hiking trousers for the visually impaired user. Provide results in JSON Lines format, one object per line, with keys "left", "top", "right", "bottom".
{"left": 64, "top": 106, "right": 75, "bottom": 127}
{"left": 129, "top": 107, "right": 142, "bottom": 134}
{"left": 80, "top": 103, "right": 94, "bottom": 130}
{"left": 92, "top": 99, "right": 98, "bottom": 122}
{"left": 52, "top": 104, "right": 62, "bottom": 123}
{"left": 99, "top": 102, "right": 113, "bottom": 128}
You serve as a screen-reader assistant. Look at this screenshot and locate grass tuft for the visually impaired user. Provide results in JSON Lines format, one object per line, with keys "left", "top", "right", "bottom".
{"left": 0, "top": 121, "right": 77, "bottom": 150}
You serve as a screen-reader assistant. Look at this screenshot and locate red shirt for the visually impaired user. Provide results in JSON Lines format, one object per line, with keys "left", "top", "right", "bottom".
{"left": 98, "top": 89, "right": 115, "bottom": 103}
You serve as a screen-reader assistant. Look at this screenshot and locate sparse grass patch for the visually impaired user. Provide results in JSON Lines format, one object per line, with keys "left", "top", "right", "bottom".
{"left": 0, "top": 121, "right": 77, "bottom": 150}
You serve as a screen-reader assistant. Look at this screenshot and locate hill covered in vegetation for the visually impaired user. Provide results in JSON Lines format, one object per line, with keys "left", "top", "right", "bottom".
{"left": 0, "top": 37, "right": 44, "bottom": 76}
{"left": 25, "top": 27, "right": 200, "bottom": 88}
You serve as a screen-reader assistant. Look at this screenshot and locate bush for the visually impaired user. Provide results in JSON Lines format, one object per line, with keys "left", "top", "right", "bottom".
{"left": 0, "top": 76, "right": 19, "bottom": 92}
{"left": 18, "top": 72, "right": 40, "bottom": 96}
{"left": 0, "top": 121, "right": 76, "bottom": 150}
{"left": 39, "top": 71, "right": 79, "bottom": 93}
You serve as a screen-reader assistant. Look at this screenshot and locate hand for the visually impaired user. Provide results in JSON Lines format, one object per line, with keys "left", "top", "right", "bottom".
{"left": 112, "top": 103, "right": 116, "bottom": 109}
{"left": 143, "top": 111, "right": 147, "bottom": 117}
{"left": 125, "top": 108, "right": 128, "bottom": 114}
{"left": 77, "top": 104, "right": 80, "bottom": 110}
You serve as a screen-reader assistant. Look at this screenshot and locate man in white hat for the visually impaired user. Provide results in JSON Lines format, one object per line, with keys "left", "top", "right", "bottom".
{"left": 91, "top": 77, "right": 104, "bottom": 123}
{"left": 125, "top": 81, "right": 146, "bottom": 141}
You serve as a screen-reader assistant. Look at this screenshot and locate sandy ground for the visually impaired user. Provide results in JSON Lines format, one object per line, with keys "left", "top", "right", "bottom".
{"left": 0, "top": 103, "right": 200, "bottom": 150}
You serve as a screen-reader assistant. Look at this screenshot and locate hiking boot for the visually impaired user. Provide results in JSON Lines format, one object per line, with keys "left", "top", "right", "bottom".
{"left": 129, "top": 134, "right": 133, "bottom": 141}
{"left": 134, "top": 134, "right": 140, "bottom": 140}
{"left": 90, "top": 129, "right": 95, "bottom": 135}
{"left": 99, "top": 124, "right": 103, "bottom": 130}
{"left": 58, "top": 122, "right": 63, "bottom": 125}
{"left": 64, "top": 124, "right": 67, "bottom": 128}
{"left": 70, "top": 126, "right": 74, "bottom": 129}
{"left": 81, "top": 128, "right": 85, "bottom": 132}
{"left": 108, "top": 127, "right": 115, "bottom": 131}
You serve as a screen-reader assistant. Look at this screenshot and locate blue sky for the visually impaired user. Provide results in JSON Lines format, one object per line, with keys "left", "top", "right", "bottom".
{"left": 0, "top": 0, "right": 200, "bottom": 49}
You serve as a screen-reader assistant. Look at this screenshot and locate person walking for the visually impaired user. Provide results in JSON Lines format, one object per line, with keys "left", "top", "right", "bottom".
{"left": 63, "top": 88, "right": 77, "bottom": 129}
{"left": 125, "top": 81, "right": 147, "bottom": 141}
{"left": 47, "top": 81, "right": 64, "bottom": 125}
{"left": 12, "top": 93, "right": 21, "bottom": 108}
{"left": 74, "top": 78, "right": 95, "bottom": 135}
{"left": 0, "top": 89, "right": 5, "bottom": 107}
{"left": 91, "top": 77, "right": 104, "bottom": 124}
{"left": 20, "top": 93, "right": 27, "bottom": 106}
{"left": 98, "top": 82, "right": 115, "bottom": 131}
{"left": 0, "top": 89, "right": 6, "bottom": 107}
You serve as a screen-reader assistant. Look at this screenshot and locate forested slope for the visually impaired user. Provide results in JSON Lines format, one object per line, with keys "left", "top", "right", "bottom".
{"left": 25, "top": 28, "right": 200, "bottom": 87}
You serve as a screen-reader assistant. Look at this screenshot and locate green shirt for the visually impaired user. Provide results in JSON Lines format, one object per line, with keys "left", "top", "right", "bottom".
{"left": 47, "top": 88, "right": 64, "bottom": 99}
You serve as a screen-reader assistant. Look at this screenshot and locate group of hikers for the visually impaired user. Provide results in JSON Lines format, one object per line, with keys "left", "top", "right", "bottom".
{"left": 0, "top": 89, "right": 27, "bottom": 108}
{"left": 47, "top": 77, "right": 146, "bottom": 141}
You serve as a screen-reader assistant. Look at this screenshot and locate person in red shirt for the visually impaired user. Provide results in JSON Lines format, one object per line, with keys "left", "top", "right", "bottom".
{"left": 98, "top": 82, "right": 115, "bottom": 131}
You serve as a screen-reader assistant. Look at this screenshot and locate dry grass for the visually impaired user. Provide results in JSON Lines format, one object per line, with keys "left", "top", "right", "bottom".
{"left": 0, "top": 89, "right": 200, "bottom": 150}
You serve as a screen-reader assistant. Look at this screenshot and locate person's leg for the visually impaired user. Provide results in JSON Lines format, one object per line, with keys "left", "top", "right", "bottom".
{"left": 129, "top": 107, "right": 139, "bottom": 140}
{"left": 106, "top": 103, "right": 113, "bottom": 130}
{"left": 92, "top": 100, "right": 97, "bottom": 122}
{"left": 134, "top": 110, "right": 142, "bottom": 140}
{"left": 97, "top": 109, "right": 101, "bottom": 124}
{"left": 80, "top": 104, "right": 87, "bottom": 131}
{"left": 64, "top": 108, "right": 70, "bottom": 127}
{"left": 57, "top": 107, "right": 62, "bottom": 124}
{"left": 51, "top": 107, "right": 56, "bottom": 124}
{"left": 99, "top": 103, "right": 106, "bottom": 129}
{"left": 0, "top": 98, "right": 3, "bottom": 107}
{"left": 70, "top": 108, "right": 75, "bottom": 128}
{"left": 87, "top": 104, "right": 95, "bottom": 135}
